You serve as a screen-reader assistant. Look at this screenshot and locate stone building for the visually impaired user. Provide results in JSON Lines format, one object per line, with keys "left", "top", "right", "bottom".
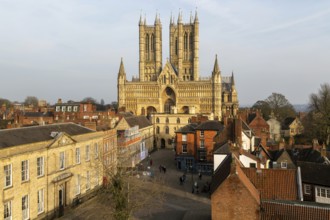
{"left": 0, "top": 123, "right": 116, "bottom": 219}
{"left": 117, "top": 12, "right": 239, "bottom": 119}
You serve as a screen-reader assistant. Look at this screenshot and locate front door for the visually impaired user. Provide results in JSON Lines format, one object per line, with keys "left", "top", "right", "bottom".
{"left": 58, "top": 185, "right": 65, "bottom": 217}
{"left": 161, "top": 139, "right": 166, "bottom": 149}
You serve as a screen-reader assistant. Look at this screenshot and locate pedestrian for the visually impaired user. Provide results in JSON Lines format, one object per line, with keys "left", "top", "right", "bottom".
{"left": 182, "top": 174, "right": 186, "bottom": 183}
{"left": 198, "top": 172, "right": 202, "bottom": 180}
{"left": 159, "top": 165, "right": 162, "bottom": 173}
{"left": 163, "top": 166, "right": 166, "bottom": 173}
{"left": 150, "top": 159, "right": 153, "bottom": 166}
{"left": 192, "top": 186, "right": 195, "bottom": 194}
{"left": 179, "top": 176, "right": 183, "bottom": 185}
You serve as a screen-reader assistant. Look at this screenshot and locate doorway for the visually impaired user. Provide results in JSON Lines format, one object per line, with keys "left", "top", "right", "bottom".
{"left": 58, "top": 185, "right": 65, "bottom": 217}
{"left": 161, "top": 139, "right": 166, "bottom": 149}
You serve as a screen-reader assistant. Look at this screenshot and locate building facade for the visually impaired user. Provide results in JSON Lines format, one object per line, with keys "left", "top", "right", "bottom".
{"left": 0, "top": 123, "right": 113, "bottom": 219}
{"left": 117, "top": 12, "right": 239, "bottom": 119}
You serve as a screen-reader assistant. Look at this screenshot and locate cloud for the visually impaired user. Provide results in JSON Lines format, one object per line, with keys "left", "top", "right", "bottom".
{"left": 257, "top": 8, "right": 330, "bottom": 34}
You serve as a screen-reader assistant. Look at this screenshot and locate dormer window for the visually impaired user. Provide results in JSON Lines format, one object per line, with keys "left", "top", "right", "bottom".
{"left": 281, "top": 161, "right": 287, "bottom": 169}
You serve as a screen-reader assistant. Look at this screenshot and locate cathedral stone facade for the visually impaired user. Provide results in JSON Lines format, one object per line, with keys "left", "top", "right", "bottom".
{"left": 117, "top": 12, "right": 239, "bottom": 120}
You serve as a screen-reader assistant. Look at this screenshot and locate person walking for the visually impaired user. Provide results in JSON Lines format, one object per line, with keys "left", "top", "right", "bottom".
{"left": 159, "top": 165, "right": 162, "bottom": 173}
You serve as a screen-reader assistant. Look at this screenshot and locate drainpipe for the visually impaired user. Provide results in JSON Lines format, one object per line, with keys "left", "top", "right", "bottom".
{"left": 297, "top": 166, "right": 303, "bottom": 201}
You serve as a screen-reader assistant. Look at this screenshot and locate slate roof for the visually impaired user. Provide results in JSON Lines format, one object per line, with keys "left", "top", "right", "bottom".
{"left": 211, "top": 154, "right": 232, "bottom": 194}
{"left": 124, "top": 116, "right": 152, "bottom": 129}
{"left": 297, "top": 161, "right": 330, "bottom": 187}
{"left": 23, "top": 112, "right": 54, "bottom": 117}
{"left": 282, "top": 117, "right": 296, "bottom": 129}
{"left": 214, "top": 142, "right": 231, "bottom": 154}
{"left": 242, "top": 168, "right": 298, "bottom": 200}
{"left": 195, "top": 120, "right": 224, "bottom": 131}
{"left": 0, "top": 123, "right": 94, "bottom": 148}
{"left": 269, "top": 148, "right": 326, "bottom": 164}
{"left": 176, "top": 123, "right": 198, "bottom": 133}
{"left": 247, "top": 113, "right": 257, "bottom": 124}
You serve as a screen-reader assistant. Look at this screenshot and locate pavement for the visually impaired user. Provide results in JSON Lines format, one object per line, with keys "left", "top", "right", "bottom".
{"left": 58, "top": 149, "right": 212, "bottom": 220}
{"left": 140, "top": 149, "right": 212, "bottom": 199}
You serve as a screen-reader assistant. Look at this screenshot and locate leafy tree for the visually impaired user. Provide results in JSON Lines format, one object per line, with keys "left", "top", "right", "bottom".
{"left": 252, "top": 93, "right": 296, "bottom": 121}
{"left": 100, "top": 99, "right": 105, "bottom": 106}
{"left": 24, "top": 96, "right": 38, "bottom": 107}
{"left": 308, "top": 83, "right": 330, "bottom": 145}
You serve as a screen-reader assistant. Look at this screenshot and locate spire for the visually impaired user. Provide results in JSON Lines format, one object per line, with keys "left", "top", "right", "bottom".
{"left": 212, "top": 54, "right": 220, "bottom": 75}
{"left": 155, "top": 11, "right": 160, "bottom": 25}
{"left": 194, "top": 8, "right": 199, "bottom": 23}
{"left": 170, "top": 11, "right": 173, "bottom": 24}
{"left": 178, "top": 10, "right": 182, "bottom": 24}
{"left": 118, "top": 58, "right": 126, "bottom": 77}
{"left": 144, "top": 13, "right": 146, "bottom": 25}
{"left": 231, "top": 71, "right": 235, "bottom": 86}
{"left": 139, "top": 11, "right": 143, "bottom": 25}
{"left": 190, "top": 11, "right": 193, "bottom": 23}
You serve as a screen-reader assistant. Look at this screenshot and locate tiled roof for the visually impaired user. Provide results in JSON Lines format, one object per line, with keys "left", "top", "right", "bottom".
{"left": 297, "top": 161, "right": 330, "bottom": 187}
{"left": 214, "top": 142, "right": 231, "bottom": 154}
{"left": 124, "top": 116, "right": 152, "bottom": 129}
{"left": 0, "top": 123, "right": 94, "bottom": 148}
{"left": 261, "top": 199, "right": 330, "bottom": 220}
{"left": 176, "top": 123, "right": 198, "bottom": 133}
{"left": 242, "top": 168, "right": 298, "bottom": 200}
{"left": 195, "top": 120, "right": 224, "bottom": 131}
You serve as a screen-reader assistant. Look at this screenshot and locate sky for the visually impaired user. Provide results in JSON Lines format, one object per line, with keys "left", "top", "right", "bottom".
{"left": 0, "top": 0, "right": 329, "bottom": 106}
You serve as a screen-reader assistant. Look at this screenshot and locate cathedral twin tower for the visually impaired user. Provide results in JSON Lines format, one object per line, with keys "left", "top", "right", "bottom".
{"left": 117, "top": 12, "right": 238, "bottom": 119}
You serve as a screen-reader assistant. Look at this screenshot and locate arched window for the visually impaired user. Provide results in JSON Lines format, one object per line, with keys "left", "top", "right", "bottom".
{"left": 166, "top": 117, "right": 169, "bottom": 123}
{"left": 184, "top": 33, "right": 188, "bottom": 50}
{"left": 188, "top": 118, "right": 191, "bottom": 123}
{"left": 151, "top": 34, "right": 154, "bottom": 51}
{"left": 156, "top": 126, "right": 160, "bottom": 134}
{"left": 177, "top": 118, "right": 180, "bottom": 124}
{"left": 146, "top": 34, "right": 149, "bottom": 52}
{"left": 165, "top": 126, "right": 169, "bottom": 134}
{"left": 175, "top": 38, "right": 178, "bottom": 55}
{"left": 156, "top": 117, "right": 160, "bottom": 123}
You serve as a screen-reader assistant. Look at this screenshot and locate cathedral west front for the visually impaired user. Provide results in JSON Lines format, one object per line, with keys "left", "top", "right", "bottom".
{"left": 117, "top": 11, "right": 239, "bottom": 120}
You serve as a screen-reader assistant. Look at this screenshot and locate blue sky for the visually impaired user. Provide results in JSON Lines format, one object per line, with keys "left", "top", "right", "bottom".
{"left": 0, "top": 0, "right": 329, "bottom": 105}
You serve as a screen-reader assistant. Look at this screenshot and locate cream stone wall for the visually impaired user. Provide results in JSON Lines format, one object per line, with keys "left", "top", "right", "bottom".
{"left": 152, "top": 113, "right": 204, "bottom": 149}
{"left": 0, "top": 131, "right": 113, "bottom": 220}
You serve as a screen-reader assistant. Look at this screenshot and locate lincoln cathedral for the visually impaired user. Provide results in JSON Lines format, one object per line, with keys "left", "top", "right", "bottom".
{"left": 117, "top": 12, "right": 239, "bottom": 120}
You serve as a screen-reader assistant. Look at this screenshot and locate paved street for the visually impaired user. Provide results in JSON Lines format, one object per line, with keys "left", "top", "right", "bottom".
{"left": 59, "top": 149, "right": 212, "bottom": 220}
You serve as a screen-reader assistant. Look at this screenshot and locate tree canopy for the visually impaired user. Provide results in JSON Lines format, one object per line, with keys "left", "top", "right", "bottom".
{"left": 81, "top": 97, "right": 98, "bottom": 104}
{"left": 252, "top": 93, "right": 296, "bottom": 121}
{"left": 24, "top": 96, "right": 38, "bottom": 107}
{"left": 307, "top": 83, "right": 330, "bottom": 145}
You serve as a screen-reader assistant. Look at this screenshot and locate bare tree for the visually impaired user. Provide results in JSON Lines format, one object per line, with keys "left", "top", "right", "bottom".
{"left": 98, "top": 156, "right": 165, "bottom": 220}
{"left": 82, "top": 97, "right": 98, "bottom": 104}
{"left": 309, "top": 83, "right": 330, "bottom": 146}
{"left": 253, "top": 93, "right": 296, "bottom": 121}
{"left": 24, "top": 96, "right": 38, "bottom": 107}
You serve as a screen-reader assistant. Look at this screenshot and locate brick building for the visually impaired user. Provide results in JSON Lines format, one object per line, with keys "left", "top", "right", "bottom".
{"left": 175, "top": 120, "right": 224, "bottom": 173}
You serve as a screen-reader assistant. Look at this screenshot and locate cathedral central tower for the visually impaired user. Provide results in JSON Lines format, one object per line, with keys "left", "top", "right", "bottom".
{"left": 169, "top": 11, "right": 199, "bottom": 81}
